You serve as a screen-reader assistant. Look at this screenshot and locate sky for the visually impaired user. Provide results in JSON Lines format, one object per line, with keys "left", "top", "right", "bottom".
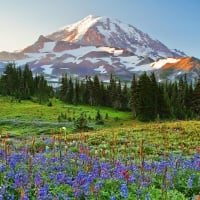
{"left": 0, "top": 0, "right": 200, "bottom": 58}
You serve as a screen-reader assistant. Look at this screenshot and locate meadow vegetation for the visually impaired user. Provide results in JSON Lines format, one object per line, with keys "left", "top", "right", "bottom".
{"left": 0, "top": 64, "right": 199, "bottom": 199}
{"left": 0, "top": 95, "right": 200, "bottom": 199}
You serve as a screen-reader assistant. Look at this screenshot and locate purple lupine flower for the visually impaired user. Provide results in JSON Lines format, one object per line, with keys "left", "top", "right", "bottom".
{"left": 143, "top": 161, "right": 152, "bottom": 171}
{"left": 110, "top": 196, "right": 116, "bottom": 200}
{"left": 74, "top": 188, "right": 82, "bottom": 198}
{"left": 13, "top": 173, "right": 23, "bottom": 188}
{"left": 100, "top": 162, "right": 112, "bottom": 179}
{"left": 38, "top": 184, "right": 49, "bottom": 199}
{"left": 0, "top": 164, "right": 6, "bottom": 172}
{"left": 81, "top": 182, "right": 90, "bottom": 196}
{"left": 94, "top": 181, "right": 103, "bottom": 192}
{"left": 56, "top": 171, "right": 66, "bottom": 184}
{"left": 34, "top": 173, "right": 42, "bottom": 186}
{"left": 129, "top": 175, "right": 136, "bottom": 184}
{"left": 121, "top": 182, "right": 128, "bottom": 198}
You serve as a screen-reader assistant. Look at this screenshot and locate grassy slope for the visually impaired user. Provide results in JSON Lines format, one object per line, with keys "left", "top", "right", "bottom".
{"left": 0, "top": 96, "right": 132, "bottom": 136}
{"left": 0, "top": 96, "right": 199, "bottom": 156}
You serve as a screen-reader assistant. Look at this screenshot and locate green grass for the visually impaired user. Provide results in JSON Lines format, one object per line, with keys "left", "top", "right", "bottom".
{"left": 0, "top": 96, "right": 132, "bottom": 136}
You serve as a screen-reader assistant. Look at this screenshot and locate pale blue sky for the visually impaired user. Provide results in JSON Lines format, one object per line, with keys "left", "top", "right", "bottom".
{"left": 0, "top": 0, "right": 199, "bottom": 58}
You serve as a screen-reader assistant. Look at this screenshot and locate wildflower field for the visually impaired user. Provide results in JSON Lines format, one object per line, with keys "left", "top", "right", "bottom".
{"left": 0, "top": 121, "right": 200, "bottom": 199}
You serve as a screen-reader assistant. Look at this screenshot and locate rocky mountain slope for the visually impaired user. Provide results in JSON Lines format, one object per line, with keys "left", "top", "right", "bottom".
{"left": 0, "top": 15, "right": 199, "bottom": 84}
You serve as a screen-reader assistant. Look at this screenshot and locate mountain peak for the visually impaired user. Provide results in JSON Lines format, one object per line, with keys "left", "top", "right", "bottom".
{"left": 0, "top": 15, "right": 198, "bottom": 83}
{"left": 46, "top": 15, "right": 184, "bottom": 58}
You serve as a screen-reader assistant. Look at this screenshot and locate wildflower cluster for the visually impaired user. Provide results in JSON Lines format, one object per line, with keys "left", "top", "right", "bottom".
{"left": 0, "top": 138, "right": 199, "bottom": 199}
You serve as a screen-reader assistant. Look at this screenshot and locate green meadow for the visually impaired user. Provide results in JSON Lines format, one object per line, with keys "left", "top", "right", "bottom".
{"left": 0, "top": 96, "right": 132, "bottom": 137}
{"left": 0, "top": 96, "right": 200, "bottom": 199}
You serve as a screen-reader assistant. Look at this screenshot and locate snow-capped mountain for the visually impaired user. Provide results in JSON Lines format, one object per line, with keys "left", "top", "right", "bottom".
{"left": 0, "top": 15, "right": 199, "bottom": 84}
{"left": 46, "top": 15, "right": 185, "bottom": 59}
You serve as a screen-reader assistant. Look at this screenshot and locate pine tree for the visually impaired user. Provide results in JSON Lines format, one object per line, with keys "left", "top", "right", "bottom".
{"left": 157, "top": 84, "right": 170, "bottom": 119}
{"left": 66, "top": 77, "right": 74, "bottom": 104}
{"left": 150, "top": 72, "right": 158, "bottom": 119}
{"left": 114, "top": 80, "right": 122, "bottom": 110}
{"left": 93, "top": 75, "right": 101, "bottom": 106}
{"left": 129, "top": 74, "right": 139, "bottom": 118}
{"left": 33, "top": 74, "right": 53, "bottom": 103}
{"left": 121, "top": 82, "right": 129, "bottom": 110}
{"left": 137, "top": 73, "right": 156, "bottom": 121}
{"left": 60, "top": 74, "right": 68, "bottom": 102}
{"left": 82, "top": 77, "right": 90, "bottom": 105}
{"left": 73, "top": 79, "right": 80, "bottom": 105}
{"left": 192, "top": 78, "right": 200, "bottom": 116}
{"left": 23, "top": 64, "right": 34, "bottom": 99}
{"left": 108, "top": 74, "right": 117, "bottom": 108}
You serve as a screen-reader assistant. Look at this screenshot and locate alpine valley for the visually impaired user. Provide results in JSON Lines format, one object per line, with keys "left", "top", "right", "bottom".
{"left": 0, "top": 15, "right": 200, "bottom": 84}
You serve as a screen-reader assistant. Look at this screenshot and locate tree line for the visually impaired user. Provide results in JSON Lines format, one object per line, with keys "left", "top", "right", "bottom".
{"left": 59, "top": 72, "right": 200, "bottom": 121}
{"left": 0, "top": 63, "right": 53, "bottom": 103}
{"left": 1, "top": 63, "right": 200, "bottom": 121}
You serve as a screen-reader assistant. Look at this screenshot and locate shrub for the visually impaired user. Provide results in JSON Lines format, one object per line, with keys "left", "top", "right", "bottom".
{"left": 74, "top": 112, "right": 89, "bottom": 131}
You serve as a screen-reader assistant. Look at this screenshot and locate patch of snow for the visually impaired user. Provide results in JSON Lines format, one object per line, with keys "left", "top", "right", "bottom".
{"left": 98, "top": 46, "right": 115, "bottom": 53}
{"left": 39, "top": 42, "right": 56, "bottom": 53}
{"left": 97, "top": 47, "right": 123, "bottom": 56}
{"left": 74, "top": 58, "right": 82, "bottom": 64}
{"left": 129, "top": 63, "right": 152, "bottom": 72}
{"left": 25, "top": 53, "right": 44, "bottom": 59}
{"left": 63, "top": 46, "right": 96, "bottom": 57}
{"left": 100, "top": 57, "right": 112, "bottom": 65}
{"left": 41, "top": 64, "right": 54, "bottom": 75}
{"left": 177, "top": 71, "right": 182, "bottom": 75}
{"left": 62, "top": 15, "right": 101, "bottom": 41}
{"left": 151, "top": 58, "right": 180, "bottom": 69}
{"left": 94, "top": 65, "right": 107, "bottom": 74}
{"left": 63, "top": 57, "right": 75, "bottom": 63}
{"left": 114, "top": 50, "right": 123, "bottom": 56}
{"left": 85, "top": 57, "right": 99, "bottom": 63}
{"left": 15, "top": 57, "right": 37, "bottom": 66}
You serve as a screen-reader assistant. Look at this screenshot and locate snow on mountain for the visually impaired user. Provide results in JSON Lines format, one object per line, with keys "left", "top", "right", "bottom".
{"left": 151, "top": 58, "right": 181, "bottom": 69}
{"left": 47, "top": 15, "right": 185, "bottom": 59}
{"left": 94, "top": 66, "right": 107, "bottom": 74}
{"left": 1, "top": 15, "right": 199, "bottom": 84}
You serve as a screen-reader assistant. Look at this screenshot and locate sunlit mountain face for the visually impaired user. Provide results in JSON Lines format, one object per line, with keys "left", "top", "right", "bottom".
{"left": 1, "top": 15, "right": 200, "bottom": 84}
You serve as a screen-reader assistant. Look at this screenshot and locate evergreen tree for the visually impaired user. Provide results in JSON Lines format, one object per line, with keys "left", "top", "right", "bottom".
{"left": 99, "top": 81, "right": 107, "bottom": 106}
{"left": 73, "top": 79, "right": 80, "bottom": 105}
{"left": 149, "top": 73, "right": 159, "bottom": 119}
{"left": 114, "top": 80, "right": 122, "bottom": 110}
{"left": 33, "top": 74, "right": 53, "bottom": 103}
{"left": 82, "top": 77, "right": 90, "bottom": 105}
{"left": 192, "top": 78, "right": 200, "bottom": 116}
{"left": 108, "top": 74, "right": 117, "bottom": 108}
{"left": 137, "top": 73, "right": 156, "bottom": 121}
{"left": 93, "top": 75, "right": 101, "bottom": 106}
{"left": 121, "top": 82, "right": 129, "bottom": 110}
{"left": 157, "top": 84, "right": 170, "bottom": 119}
{"left": 129, "top": 74, "right": 139, "bottom": 118}
{"left": 23, "top": 64, "right": 34, "bottom": 99}
{"left": 60, "top": 74, "right": 68, "bottom": 102}
{"left": 66, "top": 77, "right": 74, "bottom": 104}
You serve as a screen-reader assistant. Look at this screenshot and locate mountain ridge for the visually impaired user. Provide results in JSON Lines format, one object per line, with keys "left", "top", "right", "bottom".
{"left": 46, "top": 15, "right": 185, "bottom": 59}
{"left": 0, "top": 15, "right": 199, "bottom": 84}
